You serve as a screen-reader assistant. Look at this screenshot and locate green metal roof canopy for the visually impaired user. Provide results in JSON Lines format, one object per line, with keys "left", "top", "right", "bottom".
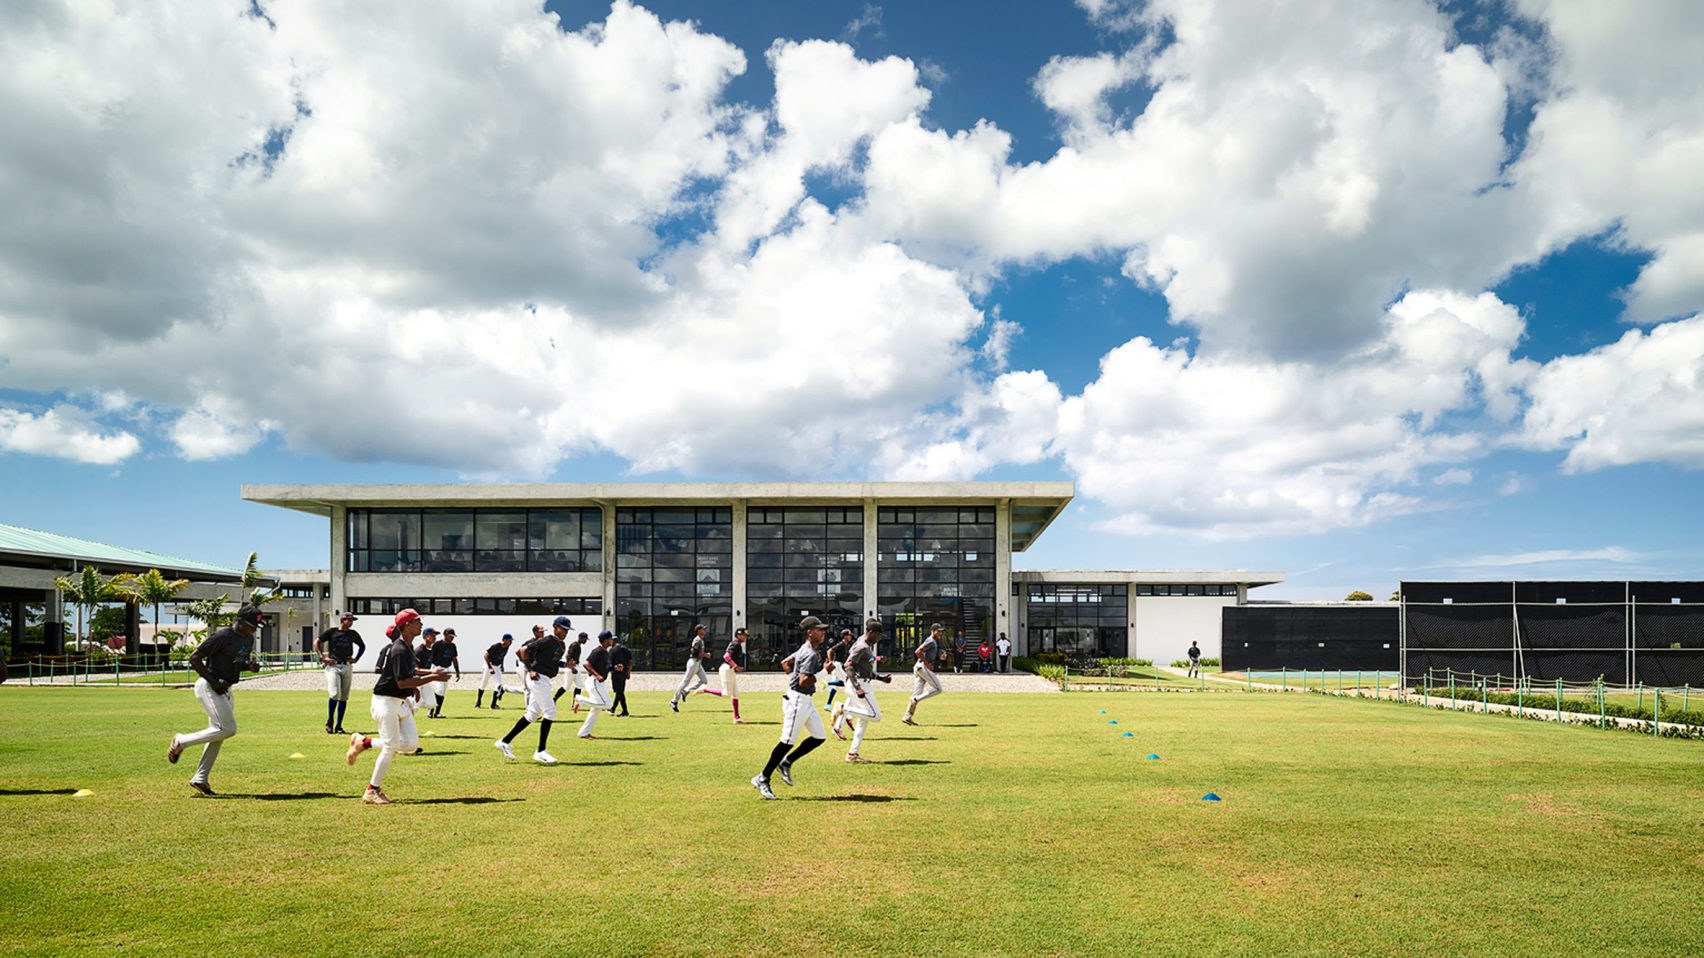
{"left": 0, "top": 523, "right": 248, "bottom": 581}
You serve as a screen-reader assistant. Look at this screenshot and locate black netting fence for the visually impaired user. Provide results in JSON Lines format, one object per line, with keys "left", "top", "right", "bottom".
{"left": 1222, "top": 605, "right": 1398, "bottom": 672}
{"left": 1402, "top": 581, "right": 1704, "bottom": 686}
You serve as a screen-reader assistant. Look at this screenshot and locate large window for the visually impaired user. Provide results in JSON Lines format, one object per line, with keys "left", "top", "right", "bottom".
{"left": 1136, "top": 584, "right": 1239, "bottom": 596}
{"left": 615, "top": 508, "right": 732, "bottom": 670}
{"left": 746, "top": 507, "right": 864, "bottom": 667}
{"left": 346, "top": 508, "right": 602, "bottom": 573}
{"left": 1027, "top": 584, "right": 1127, "bottom": 658}
{"left": 877, "top": 506, "right": 995, "bottom": 653}
{"left": 347, "top": 597, "right": 602, "bottom": 617}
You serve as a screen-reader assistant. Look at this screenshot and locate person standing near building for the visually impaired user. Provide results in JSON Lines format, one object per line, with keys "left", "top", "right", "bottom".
{"left": 696, "top": 627, "right": 748, "bottom": 723}
{"left": 344, "top": 608, "right": 450, "bottom": 804}
{"left": 426, "top": 628, "right": 461, "bottom": 717}
{"left": 751, "top": 616, "right": 830, "bottom": 800}
{"left": 608, "top": 633, "right": 632, "bottom": 717}
{"left": 834, "top": 618, "right": 892, "bottom": 763}
{"left": 493, "top": 618, "right": 567, "bottom": 765}
{"left": 977, "top": 638, "right": 994, "bottom": 673}
{"left": 315, "top": 612, "right": 366, "bottom": 734}
{"left": 577, "top": 631, "right": 616, "bottom": 738}
{"left": 477, "top": 634, "right": 512, "bottom": 709}
{"left": 952, "top": 630, "right": 967, "bottom": 674}
{"left": 1187, "top": 641, "right": 1202, "bottom": 678}
{"left": 670, "top": 624, "right": 712, "bottom": 712}
{"left": 822, "top": 628, "right": 855, "bottom": 713}
{"left": 996, "top": 633, "right": 1012, "bottom": 674}
{"left": 167, "top": 605, "right": 264, "bottom": 796}
{"left": 900, "top": 622, "right": 946, "bottom": 726}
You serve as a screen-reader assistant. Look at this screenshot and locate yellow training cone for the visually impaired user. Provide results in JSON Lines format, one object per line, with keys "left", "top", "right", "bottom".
{"left": 72, "top": 789, "right": 94, "bottom": 798}
{"left": 288, "top": 752, "right": 306, "bottom": 759}
{"left": 422, "top": 730, "right": 435, "bottom": 737}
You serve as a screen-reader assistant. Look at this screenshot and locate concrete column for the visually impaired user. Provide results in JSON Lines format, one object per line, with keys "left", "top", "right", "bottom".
{"left": 329, "top": 505, "right": 348, "bottom": 617}
{"left": 731, "top": 500, "right": 748, "bottom": 632}
{"left": 1127, "top": 583, "right": 1140, "bottom": 660}
{"left": 124, "top": 602, "right": 141, "bottom": 656}
{"left": 600, "top": 503, "right": 616, "bottom": 631}
{"left": 44, "top": 588, "right": 64, "bottom": 655}
{"left": 995, "top": 499, "right": 1012, "bottom": 652}
{"left": 862, "top": 500, "right": 878, "bottom": 622}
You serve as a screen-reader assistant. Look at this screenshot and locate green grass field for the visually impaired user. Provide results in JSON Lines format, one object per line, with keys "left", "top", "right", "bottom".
{"left": 1, "top": 686, "right": 1699, "bottom": 958}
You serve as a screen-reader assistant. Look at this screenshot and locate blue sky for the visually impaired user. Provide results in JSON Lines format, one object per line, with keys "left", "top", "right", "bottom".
{"left": 0, "top": 0, "right": 1700, "bottom": 599}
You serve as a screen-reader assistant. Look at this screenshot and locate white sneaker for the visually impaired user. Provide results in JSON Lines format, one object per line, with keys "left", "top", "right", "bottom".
{"left": 776, "top": 762, "right": 794, "bottom": 786}
{"left": 533, "top": 750, "right": 559, "bottom": 765}
{"left": 494, "top": 740, "right": 515, "bottom": 761}
{"left": 752, "top": 775, "right": 778, "bottom": 800}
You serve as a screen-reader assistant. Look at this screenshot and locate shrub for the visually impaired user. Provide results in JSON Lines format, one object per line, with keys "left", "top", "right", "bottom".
{"left": 1414, "top": 684, "right": 1704, "bottom": 728}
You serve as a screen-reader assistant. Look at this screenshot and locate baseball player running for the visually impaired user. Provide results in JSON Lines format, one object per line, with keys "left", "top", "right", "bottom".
{"left": 425, "top": 628, "right": 461, "bottom": 717}
{"left": 900, "top": 622, "right": 947, "bottom": 726}
{"left": 315, "top": 611, "right": 366, "bottom": 734}
{"left": 495, "top": 618, "right": 568, "bottom": 764}
{"left": 834, "top": 618, "right": 892, "bottom": 762}
{"left": 576, "top": 631, "right": 616, "bottom": 738}
{"left": 345, "top": 609, "right": 450, "bottom": 804}
{"left": 166, "top": 604, "right": 264, "bottom": 796}
{"left": 555, "top": 630, "right": 584, "bottom": 711}
{"left": 822, "top": 628, "right": 854, "bottom": 712}
{"left": 751, "top": 616, "right": 830, "bottom": 800}
{"left": 477, "top": 634, "right": 512, "bottom": 709}
{"left": 670, "top": 624, "right": 713, "bottom": 712}
{"left": 695, "top": 626, "right": 748, "bottom": 723}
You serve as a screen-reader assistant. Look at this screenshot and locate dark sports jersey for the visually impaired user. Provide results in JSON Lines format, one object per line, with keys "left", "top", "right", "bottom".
{"left": 724, "top": 639, "right": 746, "bottom": 669}
{"left": 609, "top": 644, "right": 632, "bottom": 671}
{"left": 318, "top": 628, "right": 364, "bottom": 664}
{"left": 846, "top": 638, "right": 879, "bottom": 687}
{"left": 916, "top": 636, "right": 939, "bottom": 666}
{"left": 485, "top": 642, "right": 508, "bottom": 667}
{"left": 565, "top": 639, "right": 583, "bottom": 666}
{"left": 430, "top": 641, "right": 457, "bottom": 668}
{"left": 788, "top": 641, "right": 823, "bottom": 694}
{"left": 689, "top": 634, "right": 706, "bottom": 658}
{"left": 584, "top": 644, "right": 612, "bottom": 676}
{"left": 1188, "top": 646, "right": 1201, "bottom": 660}
{"left": 192, "top": 627, "right": 252, "bottom": 687}
{"left": 525, "top": 637, "right": 564, "bottom": 678}
{"left": 413, "top": 643, "right": 433, "bottom": 669}
{"left": 374, "top": 638, "right": 416, "bottom": 698}
{"left": 825, "top": 635, "right": 853, "bottom": 664}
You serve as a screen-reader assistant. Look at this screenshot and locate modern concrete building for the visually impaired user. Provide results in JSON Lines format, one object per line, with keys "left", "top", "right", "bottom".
{"left": 1015, "top": 568, "right": 1284, "bottom": 666}
{"left": 243, "top": 481, "right": 1283, "bottom": 669}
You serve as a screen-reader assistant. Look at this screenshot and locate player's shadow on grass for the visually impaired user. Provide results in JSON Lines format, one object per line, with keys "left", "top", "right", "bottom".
{"left": 795, "top": 794, "right": 915, "bottom": 803}
{"left": 225, "top": 791, "right": 341, "bottom": 802}
{"left": 596, "top": 736, "right": 664, "bottom": 741}
{"left": 932, "top": 723, "right": 979, "bottom": 727}
{"left": 407, "top": 751, "right": 468, "bottom": 757}
{"left": 0, "top": 788, "right": 79, "bottom": 796}
{"left": 409, "top": 796, "right": 525, "bottom": 805}
{"left": 891, "top": 736, "right": 937, "bottom": 741}
{"left": 563, "top": 760, "right": 643, "bottom": 767}
{"left": 878, "top": 759, "right": 949, "bottom": 766}
{"left": 423, "top": 734, "right": 486, "bottom": 740}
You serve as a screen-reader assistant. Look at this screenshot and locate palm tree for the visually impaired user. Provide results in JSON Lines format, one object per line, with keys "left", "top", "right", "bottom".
{"left": 116, "top": 569, "right": 191, "bottom": 661}
{"left": 52, "top": 566, "right": 121, "bottom": 650}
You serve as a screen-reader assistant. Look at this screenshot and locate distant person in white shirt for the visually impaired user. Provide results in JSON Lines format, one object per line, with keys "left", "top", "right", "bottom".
{"left": 995, "top": 633, "right": 1012, "bottom": 673}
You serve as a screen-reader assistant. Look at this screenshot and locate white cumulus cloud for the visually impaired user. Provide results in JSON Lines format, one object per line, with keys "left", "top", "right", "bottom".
{"left": 0, "top": 405, "right": 140, "bottom": 465}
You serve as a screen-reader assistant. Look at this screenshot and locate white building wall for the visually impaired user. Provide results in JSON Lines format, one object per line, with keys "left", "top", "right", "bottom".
{"left": 1132, "top": 597, "right": 1237, "bottom": 664}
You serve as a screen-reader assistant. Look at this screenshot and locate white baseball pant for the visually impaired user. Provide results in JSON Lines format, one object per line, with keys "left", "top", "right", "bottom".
{"left": 845, "top": 687, "right": 882, "bottom": 753}
{"left": 911, "top": 665, "right": 943, "bottom": 702}
{"left": 479, "top": 665, "right": 505, "bottom": 692}
{"left": 324, "top": 663, "right": 354, "bottom": 701}
{"left": 368, "top": 694, "right": 419, "bottom": 788}
{"left": 779, "top": 691, "right": 826, "bottom": 746}
{"left": 577, "top": 675, "right": 611, "bottom": 736}
{"left": 717, "top": 662, "right": 740, "bottom": 698}
{"left": 524, "top": 675, "right": 557, "bottom": 722}
{"left": 673, "top": 659, "right": 708, "bottom": 702}
{"left": 175, "top": 677, "right": 237, "bottom": 785}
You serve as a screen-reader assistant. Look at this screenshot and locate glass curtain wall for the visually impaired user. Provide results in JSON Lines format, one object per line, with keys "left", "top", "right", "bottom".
{"left": 615, "top": 508, "right": 732, "bottom": 670}
{"left": 347, "top": 508, "right": 601, "bottom": 573}
{"left": 877, "top": 507, "right": 996, "bottom": 656}
{"left": 746, "top": 507, "right": 864, "bottom": 669}
{"left": 1026, "top": 584, "right": 1128, "bottom": 659}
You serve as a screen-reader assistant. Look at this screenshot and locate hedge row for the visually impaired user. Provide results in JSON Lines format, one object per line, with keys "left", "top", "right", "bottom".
{"left": 1411, "top": 684, "right": 1704, "bottom": 727}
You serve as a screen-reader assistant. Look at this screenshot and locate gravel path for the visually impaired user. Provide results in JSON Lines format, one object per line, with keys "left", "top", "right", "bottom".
{"left": 231, "top": 667, "right": 1057, "bottom": 693}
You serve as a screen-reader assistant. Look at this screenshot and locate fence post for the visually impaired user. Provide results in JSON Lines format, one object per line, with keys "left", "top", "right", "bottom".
{"left": 1598, "top": 680, "right": 1605, "bottom": 729}
{"left": 1685, "top": 684, "right": 1690, "bottom": 712}
{"left": 1653, "top": 687, "right": 1660, "bottom": 737}
{"left": 1282, "top": 668, "right": 1288, "bottom": 692}
{"left": 1482, "top": 678, "right": 1488, "bottom": 714}
{"left": 1637, "top": 682, "right": 1644, "bottom": 714}
{"left": 1555, "top": 679, "right": 1562, "bottom": 724}
{"left": 1449, "top": 671, "right": 1455, "bottom": 709}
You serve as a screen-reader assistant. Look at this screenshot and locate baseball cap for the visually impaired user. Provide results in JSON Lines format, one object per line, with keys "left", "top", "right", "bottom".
{"left": 443, "top": 628, "right": 456, "bottom": 637}
{"left": 930, "top": 621, "right": 945, "bottom": 632}
{"left": 865, "top": 617, "right": 884, "bottom": 633}
{"left": 735, "top": 627, "right": 748, "bottom": 637}
{"left": 392, "top": 608, "right": 421, "bottom": 630}
{"left": 553, "top": 615, "right": 572, "bottom": 629}
{"left": 598, "top": 630, "right": 614, "bottom": 641}
{"left": 422, "top": 627, "right": 438, "bottom": 636}
{"left": 501, "top": 633, "right": 514, "bottom": 642}
{"left": 338, "top": 611, "right": 356, "bottom": 621}
{"left": 235, "top": 605, "right": 264, "bottom": 626}
{"left": 799, "top": 615, "right": 829, "bottom": 632}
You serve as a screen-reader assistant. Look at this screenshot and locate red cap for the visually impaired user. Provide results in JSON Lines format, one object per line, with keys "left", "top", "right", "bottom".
{"left": 386, "top": 608, "right": 421, "bottom": 638}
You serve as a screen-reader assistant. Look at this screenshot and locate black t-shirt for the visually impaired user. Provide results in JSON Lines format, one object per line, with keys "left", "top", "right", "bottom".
{"left": 609, "top": 645, "right": 632, "bottom": 670}
{"left": 525, "top": 637, "right": 564, "bottom": 678}
{"left": 431, "top": 641, "right": 458, "bottom": 668}
{"left": 565, "top": 640, "right": 583, "bottom": 666}
{"left": 319, "top": 628, "right": 364, "bottom": 664}
{"left": 724, "top": 639, "right": 746, "bottom": 669}
{"left": 485, "top": 642, "right": 509, "bottom": 667}
{"left": 414, "top": 643, "right": 433, "bottom": 670}
{"left": 1188, "top": 646, "right": 1200, "bottom": 660}
{"left": 374, "top": 638, "right": 416, "bottom": 698}
{"left": 193, "top": 626, "right": 251, "bottom": 687}
{"left": 584, "top": 644, "right": 612, "bottom": 676}
{"left": 826, "top": 636, "right": 853, "bottom": 664}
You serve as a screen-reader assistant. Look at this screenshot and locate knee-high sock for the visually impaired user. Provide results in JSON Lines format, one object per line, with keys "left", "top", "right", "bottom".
{"left": 762, "top": 741, "right": 790, "bottom": 779}
{"left": 553, "top": 688, "right": 565, "bottom": 701}
{"left": 335, "top": 699, "right": 348, "bottom": 726}
{"left": 700, "top": 687, "right": 723, "bottom": 696}
{"left": 435, "top": 693, "right": 445, "bottom": 713}
{"left": 502, "top": 717, "right": 531, "bottom": 744}
{"left": 785, "top": 736, "right": 824, "bottom": 764}
{"left": 327, "top": 698, "right": 337, "bottom": 725}
{"left": 825, "top": 685, "right": 838, "bottom": 706}
{"left": 538, "top": 718, "right": 552, "bottom": 751}
{"left": 732, "top": 698, "right": 740, "bottom": 721}
{"left": 476, "top": 690, "right": 485, "bottom": 707}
